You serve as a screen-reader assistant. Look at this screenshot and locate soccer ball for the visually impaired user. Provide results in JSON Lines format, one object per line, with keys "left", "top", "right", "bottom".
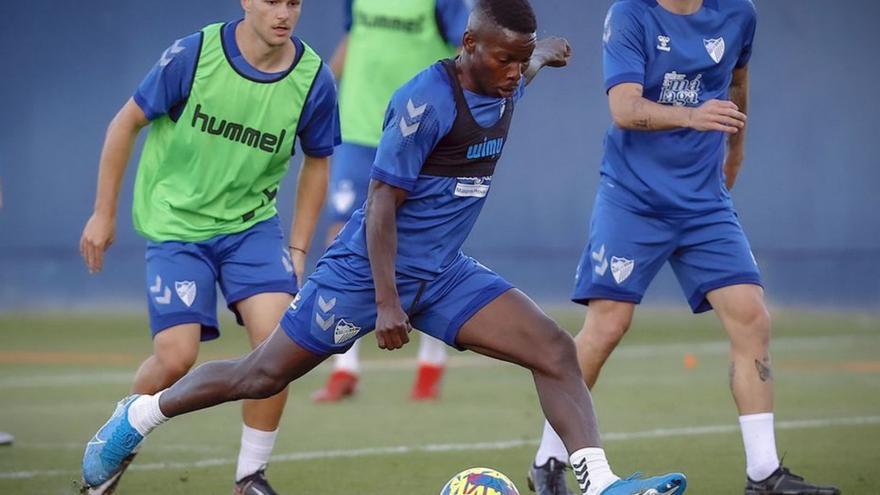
{"left": 440, "top": 467, "right": 520, "bottom": 495}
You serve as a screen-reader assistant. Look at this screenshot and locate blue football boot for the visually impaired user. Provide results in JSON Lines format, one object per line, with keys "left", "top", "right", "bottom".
{"left": 82, "top": 396, "right": 144, "bottom": 489}
{"left": 597, "top": 472, "right": 687, "bottom": 495}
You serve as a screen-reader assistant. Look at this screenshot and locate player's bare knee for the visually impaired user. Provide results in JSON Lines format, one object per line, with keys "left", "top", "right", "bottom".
{"left": 586, "top": 300, "right": 632, "bottom": 343}
{"left": 154, "top": 350, "right": 197, "bottom": 382}
{"left": 235, "top": 360, "right": 288, "bottom": 399}
{"left": 729, "top": 302, "right": 771, "bottom": 350}
{"left": 152, "top": 332, "right": 199, "bottom": 380}
{"left": 533, "top": 324, "right": 579, "bottom": 379}
{"left": 585, "top": 310, "right": 630, "bottom": 352}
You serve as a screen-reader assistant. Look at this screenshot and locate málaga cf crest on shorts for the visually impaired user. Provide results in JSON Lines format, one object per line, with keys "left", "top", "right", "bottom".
{"left": 175, "top": 281, "right": 197, "bottom": 307}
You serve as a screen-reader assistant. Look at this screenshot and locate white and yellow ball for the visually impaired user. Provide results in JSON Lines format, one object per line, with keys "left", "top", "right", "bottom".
{"left": 440, "top": 467, "right": 520, "bottom": 495}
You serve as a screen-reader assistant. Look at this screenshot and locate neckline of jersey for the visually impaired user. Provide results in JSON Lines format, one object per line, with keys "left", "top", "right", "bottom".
{"left": 219, "top": 19, "right": 304, "bottom": 84}
{"left": 649, "top": 0, "right": 718, "bottom": 17}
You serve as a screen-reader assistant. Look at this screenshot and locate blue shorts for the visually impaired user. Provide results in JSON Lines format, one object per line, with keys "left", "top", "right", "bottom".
{"left": 145, "top": 216, "right": 297, "bottom": 340}
{"left": 572, "top": 195, "right": 762, "bottom": 313}
{"left": 280, "top": 252, "right": 513, "bottom": 355}
{"left": 327, "top": 143, "right": 376, "bottom": 223}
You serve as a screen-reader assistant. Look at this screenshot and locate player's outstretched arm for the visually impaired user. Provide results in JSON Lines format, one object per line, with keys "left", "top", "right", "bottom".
{"left": 288, "top": 154, "right": 329, "bottom": 284}
{"left": 80, "top": 98, "right": 149, "bottom": 274}
{"left": 524, "top": 36, "right": 571, "bottom": 86}
{"left": 609, "top": 82, "right": 747, "bottom": 133}
{"left": 724, "top": 65, "right": 749, "bottom": 190}
{"left": 365, "top": 180, "right": 412, "bottom": 351}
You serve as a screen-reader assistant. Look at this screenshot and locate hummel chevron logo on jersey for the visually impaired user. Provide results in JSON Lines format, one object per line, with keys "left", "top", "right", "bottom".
{"left": 315, "top": 313, "right": 335, "bottom": 331}
{"left": 704, "top": 37, "right": 725, "bottom": 64}
{"left": 318, "top": 296, "right": 337, "bottom": 313}
{"left": 399, "top": 99, "right": 426, "bottom": 137}
{"left": 399, "top": 117, "right": 420, "bottom": 137}
{"left": 407, "top": 99, "right": 427, "bottom": 119}
{"left": 159, "top": 39, "right": 185, "bottom": 67}
{"left": 592, "top": 244, "right": 609, "bottom": 276}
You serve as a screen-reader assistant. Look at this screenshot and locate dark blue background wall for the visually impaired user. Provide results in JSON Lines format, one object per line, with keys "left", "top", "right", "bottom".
{"left": 1, "top": 1, "right": 878, "bottom": 311}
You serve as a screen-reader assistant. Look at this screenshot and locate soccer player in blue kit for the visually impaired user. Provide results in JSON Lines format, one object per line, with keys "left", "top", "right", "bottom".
{"left": 82, "top": 2, "right": 690, "bottom": 494}
{"left": 527, "top": 1, "right": 840, "bottom": 495}
{"left": 311, "top": 0, "right": 472, "bottom": 403}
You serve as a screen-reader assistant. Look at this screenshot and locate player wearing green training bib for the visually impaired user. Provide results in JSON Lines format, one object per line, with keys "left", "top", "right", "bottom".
{"left": 312, "top": 0, "right": 470, "bottom": 404}
{"left": 78, "top": 1, "right": 340, "bottom": 493}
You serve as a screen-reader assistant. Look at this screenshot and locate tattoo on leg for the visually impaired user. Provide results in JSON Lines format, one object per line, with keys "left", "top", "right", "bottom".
{"left": 754, "top": 357, "right": 773, "bottom": 382}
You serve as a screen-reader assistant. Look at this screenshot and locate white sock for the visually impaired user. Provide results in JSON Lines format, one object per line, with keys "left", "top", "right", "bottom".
{"left": 236, "top": 424, "right": 279, "bottom": 482}
{"left": 534, "top": 420, "right": 569, "bottom": 466}
{"left": 127, "top": 391, "right": 169, "bottom": 436}
{"left": 739, "top": 412, "right": 780, "bottom": 481}
{"left": 334, "top": 339, "right": 361, "bottom": 374}
{"left": 570, "top": 447, "right": 619, "bottom": 495}
{"left": 417, "top": 335, "right": 448, "bottom": 366}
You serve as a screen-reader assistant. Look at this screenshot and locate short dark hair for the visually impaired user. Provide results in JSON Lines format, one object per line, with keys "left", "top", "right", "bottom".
{"left": 474, "top": 0, "right": 537, "bottom": 34}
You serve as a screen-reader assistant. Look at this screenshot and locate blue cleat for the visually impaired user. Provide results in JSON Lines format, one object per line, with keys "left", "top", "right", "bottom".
{"left": 82, "top": 396, "right": 144, "bottom": 489}
{"left": 599, "top": 472, "right": 687, "bottom": 495}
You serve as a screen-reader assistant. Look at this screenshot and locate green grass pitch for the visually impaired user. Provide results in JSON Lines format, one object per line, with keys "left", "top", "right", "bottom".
{"left": 1, "top": 308, "right": 878, "bottom": 494}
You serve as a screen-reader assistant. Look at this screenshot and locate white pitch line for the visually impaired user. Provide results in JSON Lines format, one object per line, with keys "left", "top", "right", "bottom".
{"left": 1, "top": 334, "right": 874, "bottom": 390}
{"left": 2, "top": 415, "right": 878, "bottom": 480}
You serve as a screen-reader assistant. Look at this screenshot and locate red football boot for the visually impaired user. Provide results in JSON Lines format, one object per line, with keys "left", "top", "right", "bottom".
{"left": 311, "top": 370, "right": 358, "bottom": 403}
{"left": 410, "top": 363, "right": 445, "bottom": 401}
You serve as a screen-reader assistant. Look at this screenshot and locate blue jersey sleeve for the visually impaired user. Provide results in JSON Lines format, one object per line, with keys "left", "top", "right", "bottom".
{"left": 602, "top": 1, "right": 647, "bottom": 92}
{"left": 371, "top": 75, "right": 455, "bottom": 191}
{"left": 344, "top": 0, "right": 354, "bottom": 32}
{"left": 133, "top": 32, "right": 202, "bottom": 121}
{"left": 297, "top": 63, "right": 342, "bottom": 157}
{"left": 736, "top": 1, "right": 757, "bottom": 68}
{"left": 436, "top": 0, "right": 471, "bottom": 46}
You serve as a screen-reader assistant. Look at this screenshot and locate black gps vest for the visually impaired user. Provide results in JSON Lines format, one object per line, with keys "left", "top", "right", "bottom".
{"left": 421, "top": 59, "right": 515, "bottom": 177}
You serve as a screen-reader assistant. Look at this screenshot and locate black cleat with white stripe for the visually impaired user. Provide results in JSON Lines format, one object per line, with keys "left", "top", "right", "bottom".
{"left": 745, "top": 466, "right": 840, "bottom": 495}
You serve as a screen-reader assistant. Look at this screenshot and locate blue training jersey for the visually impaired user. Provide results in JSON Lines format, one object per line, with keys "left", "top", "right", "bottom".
{"left": 134, "top": 20, "right": 341, "bottom": 157}
{"left": 330, "top": 62, "right": 525, "bottom": 279}
{"left": 600, "top": 0, "right": 757, "bottom": 215}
